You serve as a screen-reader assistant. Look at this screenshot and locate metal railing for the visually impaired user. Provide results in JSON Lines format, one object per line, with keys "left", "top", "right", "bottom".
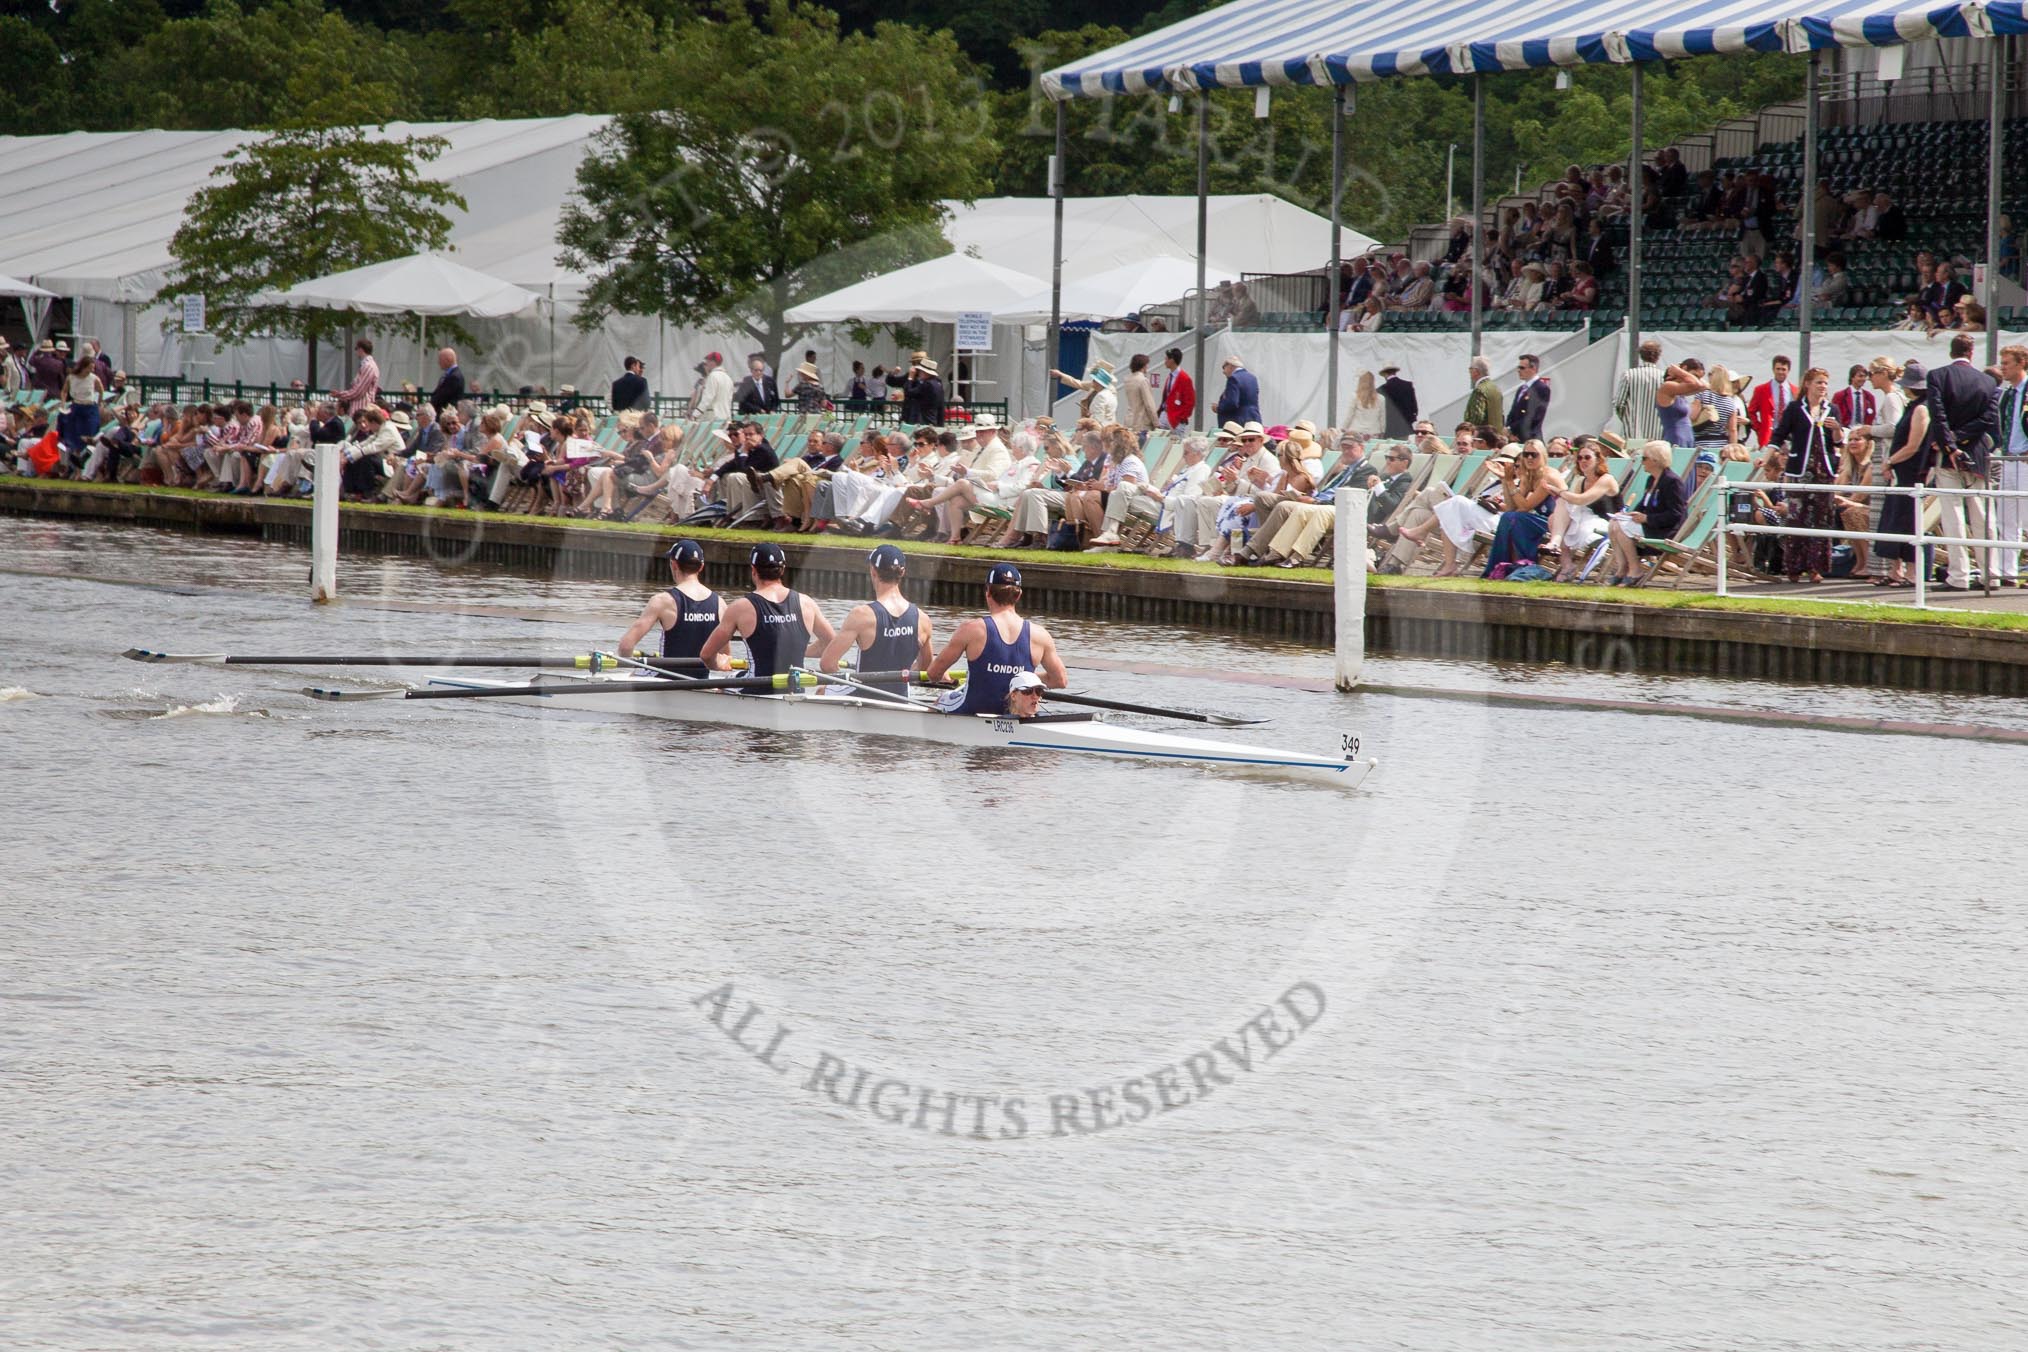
{"left": 126, "top": 376, "right": 1004, "bottom": 429}
{"left": 1715, "top": 473, "right": 2028, "bottom": 609}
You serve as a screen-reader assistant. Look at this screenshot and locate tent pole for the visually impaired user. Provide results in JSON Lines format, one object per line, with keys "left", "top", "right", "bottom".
{"left": 1194, "top": 92, "right": 1209, "bottom": 433}
{"left": 1471, "top": 73, "right": 1485, "bottom": 359}
{"left": 548, "top": 284, "right": 556, "bottom": 393}
{"left": 1627, "top": 63, "right": 1644, "bottom": 366}
{"left": 1050, "top": 97, "right": 1066, "bottom": 410}
{"left": 1988, "top": 37, "right": 2004, "bottom": 365}
{"left": 1327, "top": 84, "right": 1344, "bottom": 427}
{"left": 1799, "top": 51, "right": 1820, "bottom": 373}
{"left": 419, "top": 314, "right": 427, "bottom": 390}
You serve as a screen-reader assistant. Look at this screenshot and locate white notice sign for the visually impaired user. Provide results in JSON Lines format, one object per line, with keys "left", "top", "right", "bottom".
{"left": 955, "top": 311, "right": 992, "bottom": 351}
{"left": 180, "top": 294, "right": 206, "bottom": 333}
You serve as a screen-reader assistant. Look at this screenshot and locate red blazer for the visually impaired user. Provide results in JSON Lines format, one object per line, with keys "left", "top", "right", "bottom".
{"left": 1160, "top": 366, "right": 1195, "bottom": 428}
{"left": 1746, "top": 379, "right": 1797, "bottom": 447}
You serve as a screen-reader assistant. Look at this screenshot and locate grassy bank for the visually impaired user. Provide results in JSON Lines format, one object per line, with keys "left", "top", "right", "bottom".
{"left": 9, "top": 475, "right": 2028, "bottom": 635}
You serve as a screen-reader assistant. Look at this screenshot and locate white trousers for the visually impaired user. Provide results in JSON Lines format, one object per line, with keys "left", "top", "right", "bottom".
{"left": 1995, "top": 459, "right": 2028, "bottom": 580}
{"left": 1935, "top": 466, "right": 1990, "bottom": 587}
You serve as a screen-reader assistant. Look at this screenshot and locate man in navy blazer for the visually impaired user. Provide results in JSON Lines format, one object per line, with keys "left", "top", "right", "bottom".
{"left": 1506, "top": 353, "right": 1550, "bottom": 442}
{"left": 1215, "top": 355, "right": 1261, "bottom": 426}
{"left": 1925, "top": 333, "right": 2001, "bottom": 589}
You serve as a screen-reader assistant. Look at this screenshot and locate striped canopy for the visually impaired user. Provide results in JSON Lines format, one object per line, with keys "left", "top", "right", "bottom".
{"left": 1042, "top": 0, "right": 1993, "bottom": 99}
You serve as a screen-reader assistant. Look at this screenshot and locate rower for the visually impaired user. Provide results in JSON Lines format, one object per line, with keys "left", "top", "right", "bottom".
{"left": 818, "top": 543, "right": 932, "bottom": 695}
{"left": 700, "top": 541, "right": 834, "bottom": 681}
{"left": 617, "top": 538, "right": 728, "bottom": 673}
{"left": 926, "top": 563, "right": 1066, "bottom": 715}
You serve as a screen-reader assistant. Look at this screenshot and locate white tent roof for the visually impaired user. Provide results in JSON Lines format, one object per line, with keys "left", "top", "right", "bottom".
{"left": 0, "top": 115, "right": 1361, "bottom": 316}
{"left": 999, "top": 254, "right": 1209, "bottom": 322}
{"left": 785, "top": 253, "right": 1046, "bottom": 324}
{"left": 257, "top": 253, "right": 538, "bottom": 318}
{"left": 939, "top": 194, "right": 1368, "bottom": 284}
{"left": 0, "top": 116, "right": 608, "bottom": 303}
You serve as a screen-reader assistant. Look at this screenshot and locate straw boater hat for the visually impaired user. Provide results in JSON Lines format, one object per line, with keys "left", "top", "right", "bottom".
{"left": 1597, "top": 430, "right": 1627, "bottom": 455}
{"left": 795, "top": 361, "right": 820, "bottom": 381}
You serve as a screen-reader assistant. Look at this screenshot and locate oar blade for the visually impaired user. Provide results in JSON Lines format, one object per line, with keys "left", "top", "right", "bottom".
{"left": 123, "top": 649, "right": 228, "bottom": 664}
{"left": 301, "top": 686, "right": 408, "bottom": 702}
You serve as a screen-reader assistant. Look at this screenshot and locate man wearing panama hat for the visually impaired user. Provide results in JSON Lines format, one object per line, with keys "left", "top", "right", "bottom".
{"left": 903, "top": 355, "right": 945, "bottom": 425}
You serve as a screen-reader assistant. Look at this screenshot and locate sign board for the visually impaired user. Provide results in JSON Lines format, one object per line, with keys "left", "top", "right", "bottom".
{"left": 180, "top": 293, "right": 206, "bottom": 334}
{"left": 955, "top": 311, "right": 992, "bottom": 351}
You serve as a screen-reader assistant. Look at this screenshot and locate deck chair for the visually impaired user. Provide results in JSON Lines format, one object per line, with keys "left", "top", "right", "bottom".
{"left": 1631, "top": 467, "right": 1738, "bottom": 587}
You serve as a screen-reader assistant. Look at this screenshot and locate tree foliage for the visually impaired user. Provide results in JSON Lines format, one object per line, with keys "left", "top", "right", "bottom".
{"left": 155, "top": 126, "right": 465, "bottom": 382}
{"left": 555, "top": 0, "right": 997, "bottom": 352}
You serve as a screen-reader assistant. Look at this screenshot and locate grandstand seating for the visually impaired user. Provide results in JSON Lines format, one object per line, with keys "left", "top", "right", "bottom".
{"left": 1234, "top": 114, "right": 2026, "bottom": 335}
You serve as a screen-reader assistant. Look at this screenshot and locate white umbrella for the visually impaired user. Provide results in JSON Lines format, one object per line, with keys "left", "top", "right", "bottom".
{"left": 785, "top": 253, "right": 1045, "bottom": 324}
{"left": 256, "top": 252, "right": 539, "bottom": 387}
{"left": 258, "top": 252, "right": 538, "bottom": 317}
{"left": 1000, "top": 254, "right": 1207, "bottom": 324}
{"left": 0, "top": 274, "right": 57, "bottom": 300}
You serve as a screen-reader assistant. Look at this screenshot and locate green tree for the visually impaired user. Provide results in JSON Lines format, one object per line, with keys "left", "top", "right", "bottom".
{"left": 97, "top": 0, "right": 418, "bottom": 130}
{"left": 556, "top": 0, "right": 998, "bottom": 354}
{"left": 155, "top": 125, "right": 465, "bottom": 386}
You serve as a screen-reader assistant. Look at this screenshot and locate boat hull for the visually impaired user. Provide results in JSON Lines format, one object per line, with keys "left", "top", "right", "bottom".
{"left": 426, "top": 676, "right": 1375, "bottom": 787}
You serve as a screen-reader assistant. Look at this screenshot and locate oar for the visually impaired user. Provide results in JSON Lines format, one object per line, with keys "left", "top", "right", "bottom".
{"left": 123, "top": 648, "right": 744, "bottom": 673}
{"left": 301, "top": 670, "right": 941, "bottom": 703}
{"left": 1042, "top": 690, "right": 1267, "bottom": 726}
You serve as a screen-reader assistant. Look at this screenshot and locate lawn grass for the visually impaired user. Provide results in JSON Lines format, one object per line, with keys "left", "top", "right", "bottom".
{"left": 11, "top": 474, "right": 2028, "bottom": 634}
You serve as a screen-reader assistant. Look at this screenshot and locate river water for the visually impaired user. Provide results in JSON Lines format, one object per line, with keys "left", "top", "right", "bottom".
{"left": 3, "top": 515, "right": 2025, "bottom": 1351}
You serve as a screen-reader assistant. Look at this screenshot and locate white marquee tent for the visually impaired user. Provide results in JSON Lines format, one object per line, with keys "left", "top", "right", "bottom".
{"left": 0, "top": 116, "right": 1356, "bottom": 410}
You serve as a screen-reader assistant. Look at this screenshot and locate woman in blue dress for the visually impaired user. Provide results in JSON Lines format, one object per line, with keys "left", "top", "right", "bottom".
{"left": 1481, "top": 441, "right": 1565, "bottom": 574}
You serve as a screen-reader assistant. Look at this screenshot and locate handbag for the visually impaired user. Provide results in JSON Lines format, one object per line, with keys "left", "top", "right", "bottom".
{"left": 1045, "top": 520, "right": 1080, "bottom": 551}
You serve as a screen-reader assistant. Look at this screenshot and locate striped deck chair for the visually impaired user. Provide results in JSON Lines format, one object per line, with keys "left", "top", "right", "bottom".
{"left": 1631, "top": 464, "right": 1744, "bottom": 587}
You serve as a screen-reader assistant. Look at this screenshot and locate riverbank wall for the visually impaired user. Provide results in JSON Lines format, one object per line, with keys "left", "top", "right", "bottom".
{"left": 9, "top": 478, "right": 2028, "bottom": 695}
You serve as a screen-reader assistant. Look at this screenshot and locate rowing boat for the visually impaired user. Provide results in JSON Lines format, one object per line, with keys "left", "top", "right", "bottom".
{"left": 424, "top": 673, "right": 1377, "bottom": 786}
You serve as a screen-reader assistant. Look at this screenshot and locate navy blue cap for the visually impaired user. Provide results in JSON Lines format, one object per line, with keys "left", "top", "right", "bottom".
{"left": 665, "top": 538, "right": 704, "bottom": 565}
{"left": 867, "top": 543, "right": 906, "bottom": 572}
{"left": 987, "top": 563, "right": 1022, "bottom": 587}
{"left": 750, "top": 541, "right": 787, "bottom": 569}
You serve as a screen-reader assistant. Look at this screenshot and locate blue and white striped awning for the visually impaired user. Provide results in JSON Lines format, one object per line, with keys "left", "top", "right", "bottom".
{"left": 1042, "top": 0, "right": 1992, "bottom": 99}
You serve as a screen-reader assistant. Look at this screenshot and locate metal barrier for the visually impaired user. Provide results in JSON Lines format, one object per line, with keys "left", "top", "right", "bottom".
{"left": 1715, "top": 472, "right": 2028, "bottom": 608}
{"left": 129, "top": 378, "right": 1007, "bottom": 428}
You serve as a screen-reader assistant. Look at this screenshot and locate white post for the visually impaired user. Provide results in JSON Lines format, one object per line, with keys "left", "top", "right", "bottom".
{"left": 311, "top": 442, "right": 339, "bottom": 603}
{"left": 1334, "top": 488, "right": 1369, "bottom": 690}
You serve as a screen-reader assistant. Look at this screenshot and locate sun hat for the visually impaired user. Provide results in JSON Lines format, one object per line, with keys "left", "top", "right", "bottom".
{"left": 1008, "top": 671, "right": 1045, "bottom": 692}
{"left": 1597, "top": 430, "right": 1627, "bottom": 455}
{"left": 1218, "top": 421, "right": 1243, "bottom": 439}
{"left": 711, "top": 427, "right": 735, "bottom": 445}
{"left": 1240, "top": 421, "right": 1266, "bottom": 438}
{"left": 974, "top": 412, "right": 1000, "bottom": 430}
{"left": 1897, "top": 361, "right": 1928, "bottom": 390}
{"left": 917, "top": 358, "right": 939, "bottom": 374}
{"left": 796, "top": 362, "right": 820, "bottom": 380}
{"left": 388, "top": 409, "right": 413, "bottom": 430}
